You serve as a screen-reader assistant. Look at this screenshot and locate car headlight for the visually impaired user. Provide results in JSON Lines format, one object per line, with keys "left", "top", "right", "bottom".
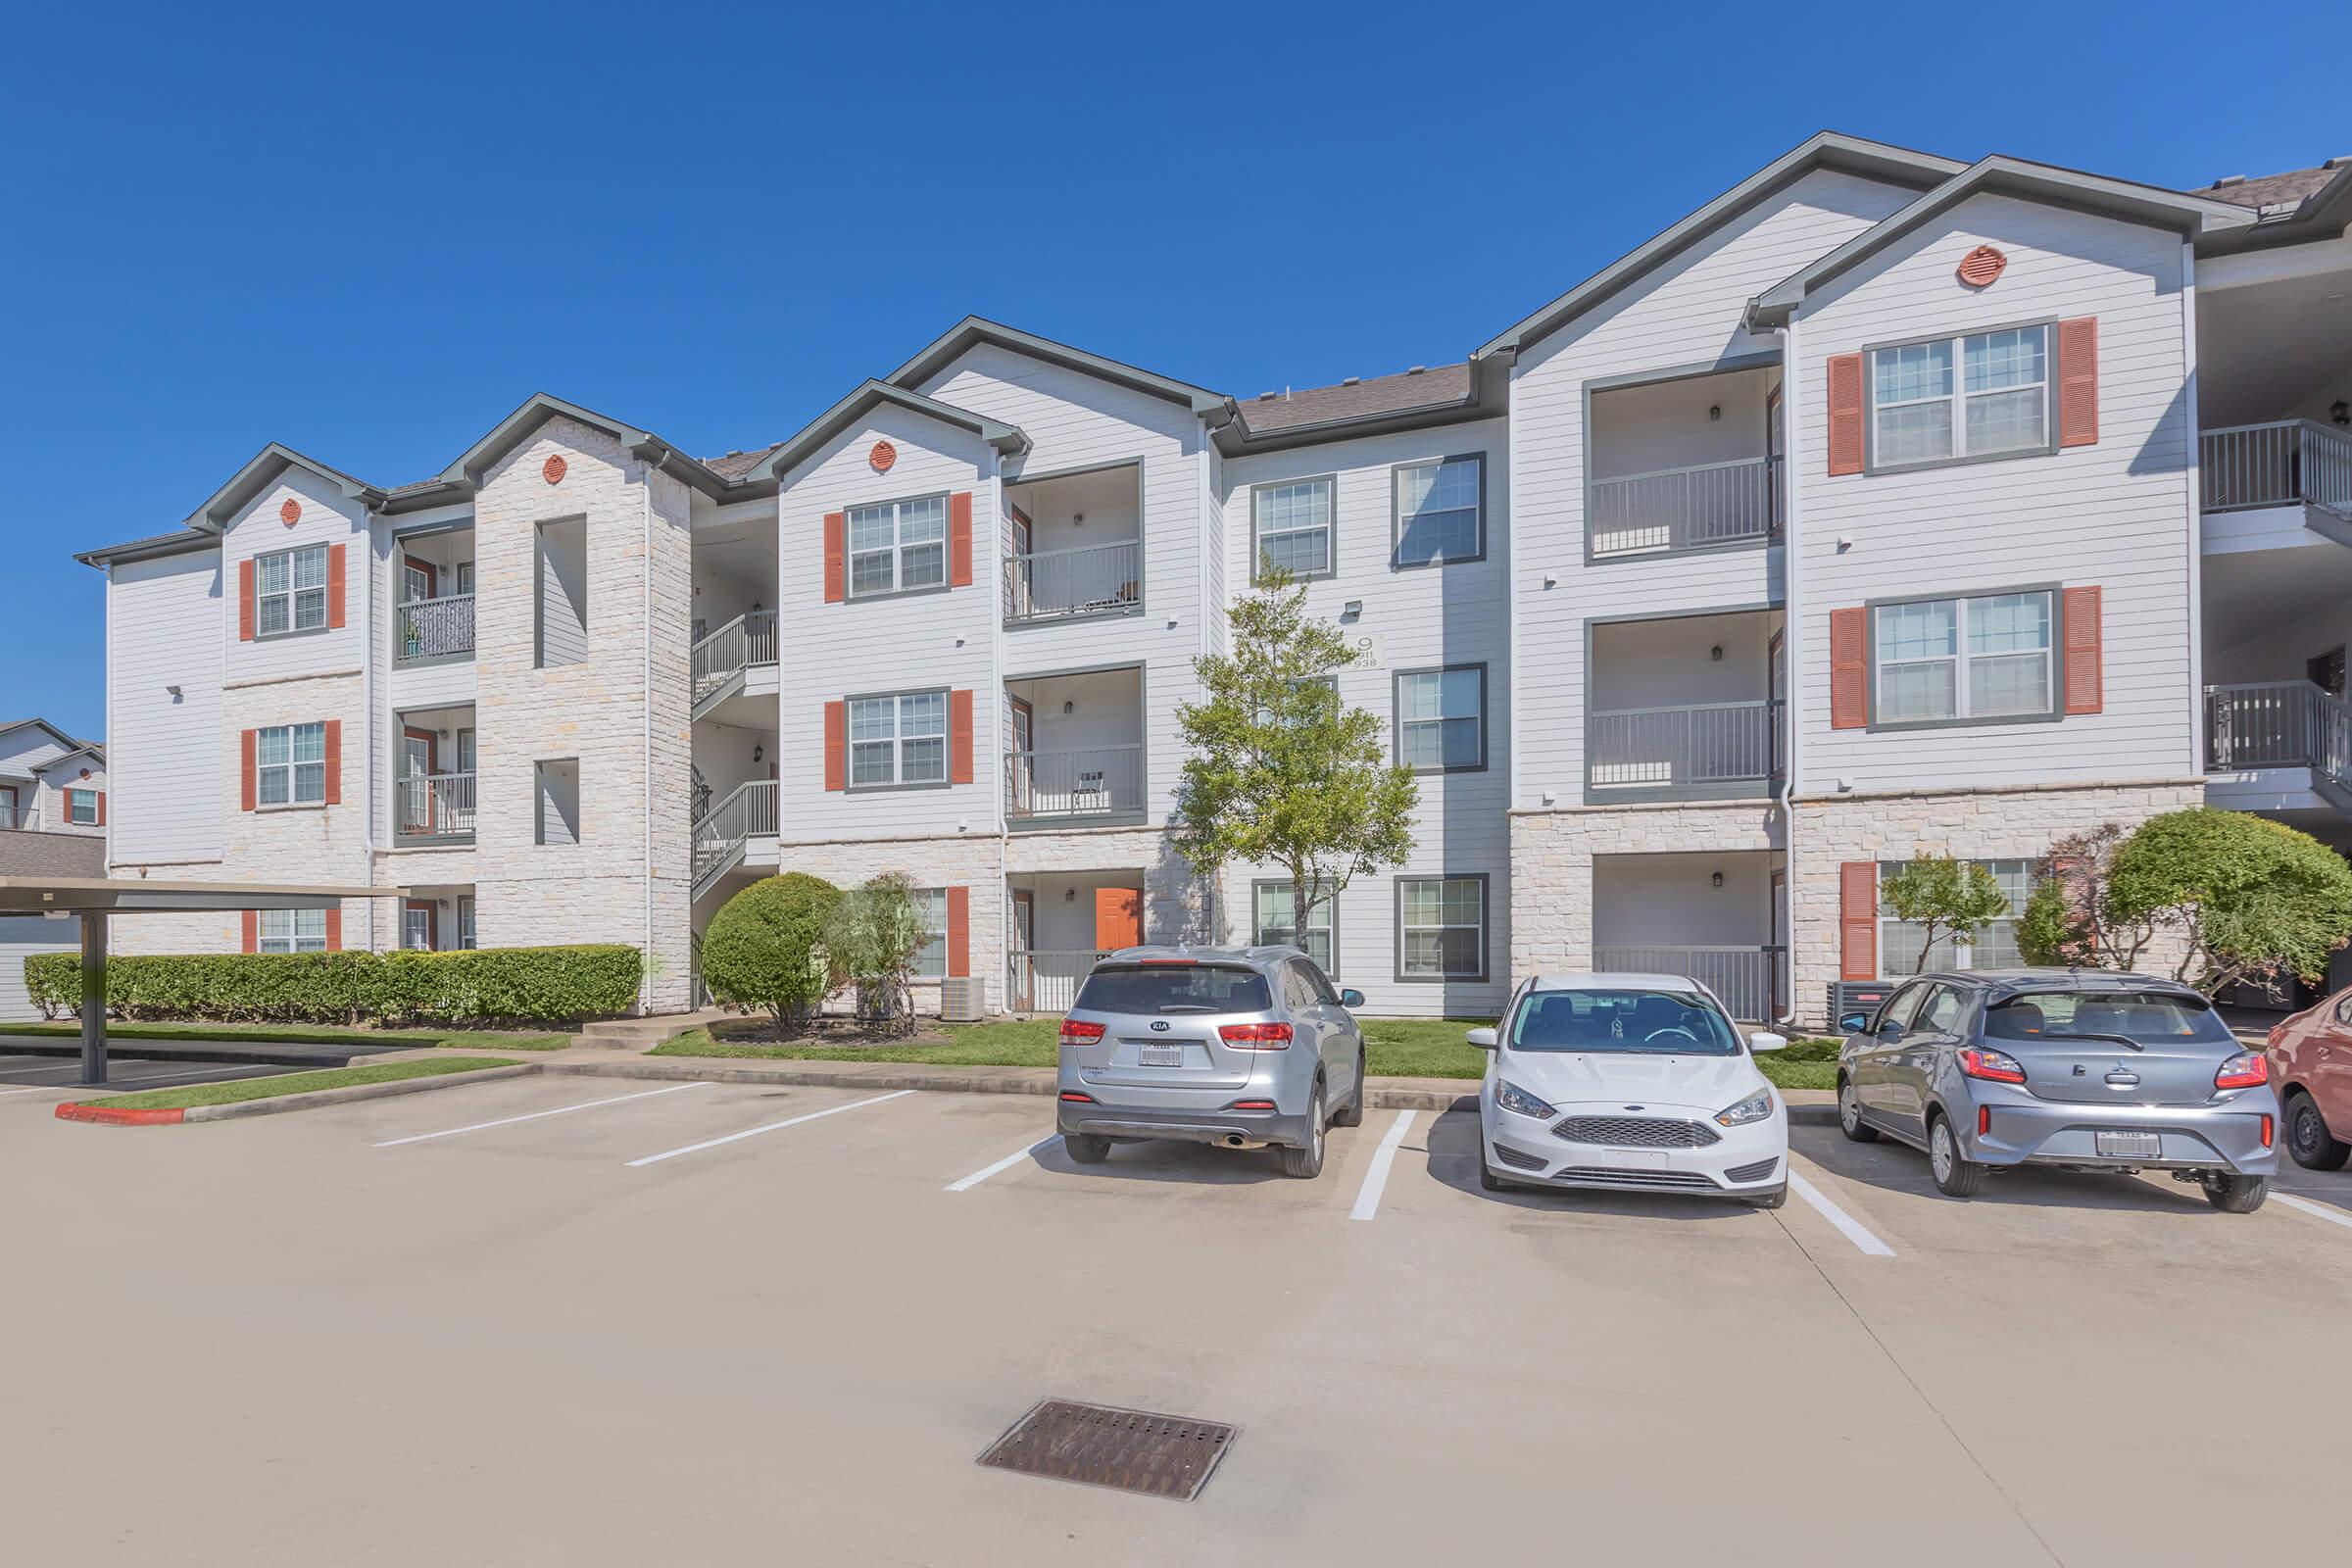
{"left": 1715, "top": 1089, "right": 1775, "bottom": 1128}
{"left": 1494, "top": 1079, "right": 1557, "bottom": 1119}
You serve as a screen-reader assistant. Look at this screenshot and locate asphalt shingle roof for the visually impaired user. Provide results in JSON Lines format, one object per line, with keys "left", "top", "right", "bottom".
{"left": 2193, "top": 165, "right": 2345, "bottom": 211}
{"left": 1235, "top": 363, "right": 1472, "bottom": 434}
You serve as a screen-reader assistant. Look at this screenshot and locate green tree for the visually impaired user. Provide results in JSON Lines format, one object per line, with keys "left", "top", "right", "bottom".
{"left": 825, "top": 872, "right": 931, "bottom": 1035}
{"left": 700, "top": 874, "right": 842, "bottom": 1035}
{"left": 1880, "top": 856, "right": 2011, "bottom": 973}
{"left": 2015, "top": 823, "right": 2158, "bottom": 971}
{"left": 2105, "top": 807, "right": 2352, "bottom": 996}
{"left": 1170, "top": 563, "right": 1418, "bottom": 951}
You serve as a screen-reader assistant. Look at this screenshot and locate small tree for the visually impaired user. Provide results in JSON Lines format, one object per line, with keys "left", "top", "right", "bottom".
{"left": 825, "top": 872, "right": 931, "bottom": 1035}
{"left": 1880, "top": 856, "right": 2011, "bottom": 973}
{"left": 2015, "top": 822, "right": 2158, "bottom": 971}
{"left": 2105, "top": 807, "right": 2352, "bottom": 996}
{"left": 1170, "top": 563, "right": 1418, "bottom": 949}
{"left": 699, "top": 873, "right": 841, "bottom": 1036}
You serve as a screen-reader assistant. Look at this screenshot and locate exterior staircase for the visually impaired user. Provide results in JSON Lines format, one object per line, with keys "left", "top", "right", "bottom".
{"left": 572, "top": 1007, "right": 731, "bottom": 1052}
{"left": 692, "top": 778, "right": 778, "bottom": 900}
{"left": 691, "top": 609, "right": 779, "bottom": 720}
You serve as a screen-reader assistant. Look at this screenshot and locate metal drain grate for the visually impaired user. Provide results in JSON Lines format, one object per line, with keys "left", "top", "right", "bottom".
{"left": 976, "top": 1398, "right": 1237, "bottom": 1501}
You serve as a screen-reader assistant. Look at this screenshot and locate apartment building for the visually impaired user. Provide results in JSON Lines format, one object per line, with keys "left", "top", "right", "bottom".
{"left": 0, "top": 718, "right": 107, "bottom": 1016}
{"left": 74, "top": 132, "right": 2352, "bottom": 1023}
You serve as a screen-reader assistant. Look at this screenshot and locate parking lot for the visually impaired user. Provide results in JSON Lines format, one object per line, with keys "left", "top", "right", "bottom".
{"left": 8, "top": 1070, "right": 2352, "bottom": 1567}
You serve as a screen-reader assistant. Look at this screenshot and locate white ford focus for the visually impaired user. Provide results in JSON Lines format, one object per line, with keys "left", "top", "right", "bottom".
{"left": 1470, "top": 973, "right": 1789, "bottom": 1207}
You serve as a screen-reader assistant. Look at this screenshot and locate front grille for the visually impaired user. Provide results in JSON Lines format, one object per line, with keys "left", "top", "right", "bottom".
{"left": 1552, "top": 1115, "right": 1720, "bottom": 1149}
{"left": 1724, "top": 1156, "right": 1780, "bottom": 1184}
{"left": 1552, "top": 1166, "right": 1723, "bottom": 1191}
{"left": 1492, "top": 1143, "right": 1548, "bottom": 1171}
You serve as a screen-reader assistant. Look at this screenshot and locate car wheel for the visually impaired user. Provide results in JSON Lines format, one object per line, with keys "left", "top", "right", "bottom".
{"left": 1063, "top": 1133, "right": 1112, "bottom": 1164}
{"left": 1838, "top": 1078, "right": 1879, "bottom": 1143}
{"left": 1478, "top": 1149, "right": 1509, "bottom": 1193}
{"left": 1928, "top": 1113, "right": 1984, "bottom": 1198}
{"left": 1333, "top": 1051, "right": 1367, "bottom": 1128}
{"left": 1278, "top": 1081, "right": 1327, "bottom": 1180}
{"left": 2286, "top": 1091, "right": 2352, "bottom": 1171}
{"left": 2203, "top": 1173, "right": 2269, "bottom": 1213}
{"left": 1746, "top": 1184, "right": 1788, "bottom": 1209}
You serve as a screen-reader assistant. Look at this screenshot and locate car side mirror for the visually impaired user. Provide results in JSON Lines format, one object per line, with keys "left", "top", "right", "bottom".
{"left": 1465, "top": 1026, "right": 1498, "bottom": 1051}
{"left": 1838, "top": 1011, "right": 1871, "bottom": 1033}
{"left": 1339, "top": 988, "right": 1365, "bottom": 1009}
{"left": 1748, "top": 1031, "right": 1788, "bottom": 1054}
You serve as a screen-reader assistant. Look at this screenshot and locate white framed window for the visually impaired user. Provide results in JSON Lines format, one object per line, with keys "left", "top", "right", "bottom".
{"left": 256, "top": 545, "right": 329, "bottom": 637}
{"left": 1879, "top": 858, "right": 2034, "bottom": 974}
{"left": 402, "top": 905, "right": 434, "bottom": 951}
{"left": 911, "top": 887, "right": 949, "bottom": 980}
{"left": 1397, "top": 875, "right": 1486, "bottom": 981}
{"left": 67, "top": 788, "right": 99, "bottom": 825}
{"left": 1395, "top": 665, "right": 1486, "bottom": 771}
{"left": 1394, "top": 455, "right": 1483, "bottom": 565}
{"left": 847, "top": 495, "right": 948, "bottom": 598}
{"left": 849, "top": 691, "right": 948, "bottom": 788}
{"left": 1253, "top": 880, "right": 1335, "bottom": 974}
{"left": 458, "top": 896, "right": 476, "bottom": 951}
{"left": 1251, "top": 477, "right": 1335, "bottom": 579}
{"left": 259, "top": 908, "right": 328, "bottom": 954}
{"left": 0, "top": 786, "right": 16, "bottom": 829}
{"left": 1869, "top": 324, "right": 2050, "bottom": 468}
{"left": 256, "top": 722, "right": 327, "bottom": 807}
{"left": 1874, "top": 590, "right": 2054, "bottom": 724}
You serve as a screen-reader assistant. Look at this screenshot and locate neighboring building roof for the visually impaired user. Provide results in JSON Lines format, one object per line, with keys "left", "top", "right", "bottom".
{"left": 703, "top": 444, "right": 786, "bottom": 482}
{"left": 0, "top": 718, "right": 94, "bottom": 758}
{"left": 746, "top": 379, "right": 1030, "bottom": 483}
{"left": 0, "top": 831, "right": 106, "bottom": 880}
{"left": 2194, "top": 164, "right": 2349, "bottom": 211}
{"left": 885, "top": 316, "right": 1231, "bottom": 417}
{"left": 1233, "top": 364, "right": 1473, "bottom": 434}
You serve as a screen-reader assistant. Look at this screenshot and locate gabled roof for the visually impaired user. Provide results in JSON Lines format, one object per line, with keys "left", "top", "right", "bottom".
{"left": 2198, "top": 165, "right": 2348, "bottom": 212}
{"left": 749, "top": 379, "right": 1029, "bottom": 483}
{"left": 1475, "top": 132, "right": 1969, "bottom": 361}
{"left": 2185, "top": 160, "right": 2352, "bottom": 257}
{"left": 1213, "top": 360, "right": 1507, "bottom": 455}
{"left": 1746, "top": 155, "right": 2261, "bottom": 327}
{"left": 0, "top": 718, "right": 94, "bottom": 757}
{"left": 885, "top": 316, "right": 1230, "bottom": 417}
{"left": 179, "top": 442, "right": 386, "bottom": 532}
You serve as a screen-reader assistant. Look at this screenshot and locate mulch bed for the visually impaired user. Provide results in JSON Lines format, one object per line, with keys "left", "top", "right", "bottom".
{"left": 708, "top": 1016, "right": 951, "bottom": 1048}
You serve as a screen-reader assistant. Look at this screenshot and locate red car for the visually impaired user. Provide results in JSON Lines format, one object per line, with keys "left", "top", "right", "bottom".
{"left": 2268, "top": 988, "right": 2352, "bottom": 1169}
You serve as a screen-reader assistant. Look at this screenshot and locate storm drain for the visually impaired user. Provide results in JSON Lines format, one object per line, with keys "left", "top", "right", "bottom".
{"left": 976, "top": 1398, "right": 1237, "bottom": 1501}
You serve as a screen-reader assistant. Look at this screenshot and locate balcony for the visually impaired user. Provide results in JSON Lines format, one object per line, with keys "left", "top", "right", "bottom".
{"left": 1004, "top": 540, "right": 1142, "bottom": 624}
{"left": 395, "top": 771, "right": 475, "bottom": 845}
{"left": 1004, "top": 462, "right": 1142, "bottom": 626}
{"left": 1590, "top": 457, "right": 1780, "bottom": 557}
{"left": 2204, "top": 681, "right": 2352, "bottom": 827}
{"left": 396, "top": 593, "right": 475, "bottom": 664}
{"left": 1005, "top": 744, "right": 1145, "bottom": 821}
{"left": 691, "top": 609, "right": 779, "bottom": 719}
{"left": 1588, "top": 362, "right": 1782, "bottom": 559}
{"left": 394, "top": 528, "right": 474, "bottom": 663}
{"left": 1588, "top": 700, "right": 1782, "bottom": 794}
{"left": 2202, "top": 421, "right": 2352, "bottom": 522}
{"left": 1586, "top": 609, "right": 1784, "bottom": 801}
{"left": 692, "top": 777, "right": 778, "bottom": 897}
{"left": 1004, "top": 667, "right": 1145, "bottom": 826}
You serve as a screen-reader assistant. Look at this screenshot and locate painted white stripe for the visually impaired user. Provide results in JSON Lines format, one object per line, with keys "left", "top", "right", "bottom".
{"left": 1349, "top": 1109, "right": 1418, "bottom": 1222}
{"left": 376, "top": 1081, "right": 710, "bottom": 1148}
{"left": 946, "top": 1134, "right": 1062, "bottom": 1192}
{"left": 625, "top": 1089, "right": 914, "bottom": 1168}
{"left": 0, "top": 1084, "right": 72, "bottom": 1098}
{"left": 1788, "top": 1170, "right": 1896, "bottom": 1256}
{"left": 2274, "top": 1192, "right": 2352, "bottom": 1232}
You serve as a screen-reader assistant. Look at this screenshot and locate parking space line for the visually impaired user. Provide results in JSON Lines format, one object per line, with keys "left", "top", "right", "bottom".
{"left": 1788, "top": 1170, "right": 1897, "bottom": 1256}
{"left": 946, "top": 1135, "right": 1062, "bottom": 1192}
{"left": 2274, "top": 1192, "right": 2352, "bottom": 1233}
{"left": 375, "top": 1082, "right": 711, "bottom": 1148}
{"left": 624, "top": 1089, "right": 914, "bottom": 1168}
{"left": 1348, "top": 1109, "right": 1417, "bottom": 1222}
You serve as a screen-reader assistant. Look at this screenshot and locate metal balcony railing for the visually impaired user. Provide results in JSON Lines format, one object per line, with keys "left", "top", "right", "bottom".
{"left": 1005, "top": 949, "right": 1112, "bottom": 1014}
{"left": 2201, "top": 421, "right": 2352, "bottom": 518}
{"left": 1004, "top": 539, "right": 1142, "bottom": 623}
{"left": 691, "top": 610, "right": 780, "bottom": 710}
{"left": 396, "top": 593, "right": 475, "bottom": 663}
{"left": 2205, "top": 681, "right": 2352, "bottom": 787}
{"left": 1594, "top": 945, "right": 1788, "bottom": 1023}
{"left": 1004, "top": 744, "right": 1145, "bottom": 819}
{"left": 1587, "top": 700, "right": 1782, "bottom": 792}
{"left": 395, "top": 771, "right": 475, "bottom": 840}
{"left": 1589, "top": 455, "right": 1779, "bottom": 556}
{"left": 692, "top": 778, "right": 778, "bottom": 893}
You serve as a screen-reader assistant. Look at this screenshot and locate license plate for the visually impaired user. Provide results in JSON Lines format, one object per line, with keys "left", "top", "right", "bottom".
{"left": 2095, "top": 1131, "right": 2162, "bottom": 1159}
{"left": 1138, "top": 1044, "right": 1184, "bottom": 1067}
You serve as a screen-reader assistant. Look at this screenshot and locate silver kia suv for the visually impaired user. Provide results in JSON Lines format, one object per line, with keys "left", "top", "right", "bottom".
{"left": 1055, "top": 946, "right": 1368, "bottom": 1179}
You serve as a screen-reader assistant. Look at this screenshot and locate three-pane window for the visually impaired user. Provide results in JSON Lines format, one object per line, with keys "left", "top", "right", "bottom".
{"left": 1253, "top": 881, "right": 1335, "bottom": 974}
{"left": 1252, "top": 478, "right": 1334, "bottom": 579}
{"left": 1394, "top": 455, "right": 1482, "bottom": 565}
{"left": 1398, "top": 876, "right": 1484, "bottom": 980}
{"left": 256, "top": 546, "right": 330, "bottom": 636}
{"left": 1879, "top": 858, "right": 2034, "bottom": 973}
{"left": 847, "top": 496, "right": 948, "bottom": 598}
{"left": 1396, "top": 666, "right": 1485, "bottom": 771}
{"left": 259, "top": 908, "right": 328, "bottom": 954}
{"left": 849, "top": 692, "right": 947, "bottom": 787}
{"left": 256, "top": 722, "right": 327, "bottom": 806}
{"left": 1875, "top": 591, "right": 2053, "bottom": 724}
{"left": 1870, "top": 325, "right": 2049, "bottom": 468}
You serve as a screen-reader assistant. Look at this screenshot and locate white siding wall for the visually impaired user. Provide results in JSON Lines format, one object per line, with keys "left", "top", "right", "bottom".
{"left": 30, "top": 758, "right": 108, "bottom": 834}
{"left": 0, "top": 913, "right": 77, "bottom": 1020}
{"left": 107, "top": 549, "right": 224, "bottom": 866}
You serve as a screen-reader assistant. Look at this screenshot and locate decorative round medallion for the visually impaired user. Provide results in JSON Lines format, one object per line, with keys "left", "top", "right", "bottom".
{"left": 1957, "top": 245, "right": 2007, "bottom": 288}
{"left": 278, "top": 498, "right": 301, "bottom": 527}
{"left": 868, "top": 439, "right": 898, "bottom": 474}
{"left": 78, "top": 767, "right": 91, "bottom": 781}
{"left": 542, "top": 454, "right": 568, "bottom": 486}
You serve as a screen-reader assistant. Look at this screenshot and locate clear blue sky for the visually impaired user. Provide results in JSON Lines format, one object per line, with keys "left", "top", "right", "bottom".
{"left": 3, "top": 0, "right": 2333, "bottom": 742}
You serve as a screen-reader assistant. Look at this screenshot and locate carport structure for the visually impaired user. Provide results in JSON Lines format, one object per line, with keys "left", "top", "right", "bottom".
{"left": 0, "top": 877, "right": 407, "bottom": 1086}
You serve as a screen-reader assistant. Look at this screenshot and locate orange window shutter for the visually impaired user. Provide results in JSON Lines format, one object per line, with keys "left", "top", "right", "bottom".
{"left": 324, "top": 906, "right": 343, "bottom": 952}
{"left": 950, "top": 690, "right": 974, "bottom": 784}
{"left": 823, "top": 701, "right": 846, "bottom": 791}
{"left": 1839, "top": 862, "right": 1879, "bottom": 981}
{"left": 946, "top": 886, "right": 970, "bottom": 978}
{"left": 2057, "top": 318, "right": 2099, "bottom": 448}
{"left": 2062, "top": 586, "right": 2104, "bottom": 714}
{"left": 323, "top": 720, "right": 342, "bottom": 805}
{"left": 241, "top": 910, "right": 259, "bottom": 954}
{"left": 949, "top": 492, "right": 974, "bottom": 588}
{"left": 823, "top": 512, "right": 847, "bottom": 603}
{"left": 326, "top": 544, "right": 347, "bottom": 629}
{"left": 240, "top": 729, "right": 258, "bottom": 811}
{"left": 1829, "top": 606, "right": 1869, "bottom": 729}
{"left": 96, "top": 791, "right": 106, "bottom": 827}
{"left": 238, "top": 559, "right": 257, "bottom": 641}
{"left": 1826, "top": 353, "right": 1866, "bottom": 475}
{"left": 1095, "top": 887, "right": 1142, "bottom": 951}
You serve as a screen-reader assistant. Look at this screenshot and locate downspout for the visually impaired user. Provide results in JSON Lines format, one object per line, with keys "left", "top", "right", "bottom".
{"left": 1770, "top": 317, "right": 1801, "bottom": 1030}
{"left": 364, "top": 507, "right": 378, "bottom": 954}
{"left": 2181, "top": 239, "right": 2206, "bottom": 780}
{"left": 991, "top": 450, "right": 1010, "bottom": 1009}
{"left": 642, "top": 459, "right": 656, "bottom": 1014}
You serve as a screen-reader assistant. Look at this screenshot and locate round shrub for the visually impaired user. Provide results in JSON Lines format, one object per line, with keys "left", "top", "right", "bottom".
{"left": 702, "top": 873, "right": 843, "bottom": 1028}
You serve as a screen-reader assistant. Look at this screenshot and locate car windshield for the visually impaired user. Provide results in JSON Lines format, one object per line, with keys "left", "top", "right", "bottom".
{"left": 1073, "top": 963, "right": 1273, "bottom": 1016}
{"left": 1984, "top": 990, "right": 2234, "bottom": 1046}
{"left": 1507, "top": 989, "right": 1740, "bottom": 1055}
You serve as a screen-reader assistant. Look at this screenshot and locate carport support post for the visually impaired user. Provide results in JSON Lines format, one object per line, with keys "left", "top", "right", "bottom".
{"left": 78, "top": 909, "right": 107, "bottom": 1087}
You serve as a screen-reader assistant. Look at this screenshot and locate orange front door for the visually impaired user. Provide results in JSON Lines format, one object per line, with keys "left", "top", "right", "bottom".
{"left": 1094, "top": 887, "right": 1142, "bottom": 951}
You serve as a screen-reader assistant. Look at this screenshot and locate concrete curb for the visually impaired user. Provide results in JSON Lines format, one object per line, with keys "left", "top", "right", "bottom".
{"left": 53, "top": 1063, "right": 542, "bottom": 1127}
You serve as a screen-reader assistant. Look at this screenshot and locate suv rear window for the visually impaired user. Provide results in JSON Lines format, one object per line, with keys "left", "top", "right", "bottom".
{"left": 1074, "top": 964, "right": 1274, "bottom": 1016}
{"left": 1984, "top": 990, "right": 2233, "bottom": 1045}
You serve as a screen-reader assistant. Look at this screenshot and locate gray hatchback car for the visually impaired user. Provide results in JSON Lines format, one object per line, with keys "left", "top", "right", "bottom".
{"left": 1837, "top": 968, "right": 2278, "bottom": 1210}
{"left": 1055, "top": 946, "right": 1368, "bottom": 1179}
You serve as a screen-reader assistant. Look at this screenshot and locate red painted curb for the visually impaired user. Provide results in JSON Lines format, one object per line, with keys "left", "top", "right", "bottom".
{"left": 54, "top": 1102, "right": 186, "bottom": 1126}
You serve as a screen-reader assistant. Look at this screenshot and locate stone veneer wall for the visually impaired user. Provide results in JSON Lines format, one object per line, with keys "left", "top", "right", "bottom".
{"left": 1509, "top": 800, "right": 1785, "bottom": 979}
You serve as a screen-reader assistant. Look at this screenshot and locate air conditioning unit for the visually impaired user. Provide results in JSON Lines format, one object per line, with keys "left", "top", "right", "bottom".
{"left": 1827, "top": 980, "right": 1897, "bottom": 1032}
{"left": 940, "top": 977, "right": 983, "bottom": 1024}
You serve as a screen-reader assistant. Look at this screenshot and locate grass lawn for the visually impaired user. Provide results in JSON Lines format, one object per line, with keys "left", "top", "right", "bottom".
{"left": 83, "top": 1055, "right": 521, "bottom": 1110}
{"left": 5, "top": 1020, "right": 572, "bottom": 1052}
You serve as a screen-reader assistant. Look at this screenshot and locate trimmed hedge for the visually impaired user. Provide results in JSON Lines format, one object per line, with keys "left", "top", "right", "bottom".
{"left": 23, "top": 945, "right": 642, "bottom": 1028}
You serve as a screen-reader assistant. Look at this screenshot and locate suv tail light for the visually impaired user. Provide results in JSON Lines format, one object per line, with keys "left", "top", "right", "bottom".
{"left": 1218, "top": 1022, "right": 1293, "bottom": 1050}
{"left": 2216, "top": 1050, "right": 2269, "bottom": 1091}
{"left": 1059, "top": 1019, "right": 1106, "bottom": 1048}
{"left": 1957, "top": 1046, "right": 2027, "bottom": 1084}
